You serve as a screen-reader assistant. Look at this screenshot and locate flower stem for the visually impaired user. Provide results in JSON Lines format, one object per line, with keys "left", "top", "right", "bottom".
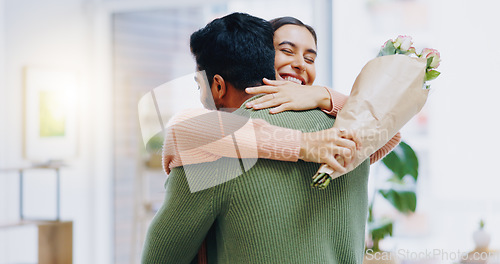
{"left": 311, "top": 173, "right": 332, "bottom": 189}
{"left": 372, "top": 239, "right": 380, "bottom": 252}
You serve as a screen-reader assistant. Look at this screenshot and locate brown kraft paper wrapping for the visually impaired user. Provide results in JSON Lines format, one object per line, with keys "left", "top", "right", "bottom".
{"left": 317, "top": 54, "right": 429, "bottom": 179}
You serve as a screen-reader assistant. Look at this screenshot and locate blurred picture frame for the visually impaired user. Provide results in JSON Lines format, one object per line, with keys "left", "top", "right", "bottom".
{"left": 24, "top": 67, "right": 78, "bottom": 161}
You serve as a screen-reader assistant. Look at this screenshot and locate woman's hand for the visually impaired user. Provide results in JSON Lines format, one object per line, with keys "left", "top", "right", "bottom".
{"left": 163, "top": 154, "right": 173, "bottom": 174}
{"left": 299, "top": 128, "right": 361, "bottom": 173}
{"left": 245, "top": 78, "right": 332, "bottom": 114}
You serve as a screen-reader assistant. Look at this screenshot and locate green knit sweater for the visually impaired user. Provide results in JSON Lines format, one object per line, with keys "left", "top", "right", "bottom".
{"left": 141, "top": 97, "right": 370, "bottom": 264}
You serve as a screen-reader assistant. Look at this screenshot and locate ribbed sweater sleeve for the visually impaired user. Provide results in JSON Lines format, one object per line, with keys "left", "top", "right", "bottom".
{"left": 321, "top": 87, "right": 348, "bottom": 116}
{"left": 321, "top": 87, "right": 402, "bottom": 164}
{"left": 369, "top": 132, "right": 402, "bottom": 164}
{"left": 163, "top": 108, "right": 301, "bottom": 173}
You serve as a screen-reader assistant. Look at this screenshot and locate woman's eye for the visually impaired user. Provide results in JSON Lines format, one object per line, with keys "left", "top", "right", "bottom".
{"left": 305, "top": 57, "right": 315, "bottom": 64}
{"left": 281, "top": 49, "right": 293, "bottom": 55}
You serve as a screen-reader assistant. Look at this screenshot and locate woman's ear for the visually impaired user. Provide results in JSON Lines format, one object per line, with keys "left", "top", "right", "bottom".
{"left": 211, "top": 74, "right": 227, "bottom": 99}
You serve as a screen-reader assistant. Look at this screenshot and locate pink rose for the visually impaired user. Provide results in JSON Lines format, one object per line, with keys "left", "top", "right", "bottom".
{"left": 421, "top": 48, "right": 441, "bottom": 68}
{"left": 393, "top": 35, "right": 413, "bottom": 52}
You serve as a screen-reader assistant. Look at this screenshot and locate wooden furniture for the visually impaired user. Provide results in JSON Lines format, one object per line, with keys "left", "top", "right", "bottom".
{"left": 0, "top": 220, "right": 73, "bottom": 264}
{"left": 0, "top": 163, "right": 73, "bottom": 264}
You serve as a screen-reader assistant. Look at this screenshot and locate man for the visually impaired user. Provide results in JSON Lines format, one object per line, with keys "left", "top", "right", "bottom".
{"left": 141, "top": 13, "right": 369, "bottom": 264}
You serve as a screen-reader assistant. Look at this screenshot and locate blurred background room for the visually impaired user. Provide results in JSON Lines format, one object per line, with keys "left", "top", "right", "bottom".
{"left": 1, "top": 0, "right": 500, "bottom": 263}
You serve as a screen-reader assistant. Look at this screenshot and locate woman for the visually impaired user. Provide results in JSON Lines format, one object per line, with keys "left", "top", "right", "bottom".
{"left": 163, "top": 17, "right": 401, "bottom": 175}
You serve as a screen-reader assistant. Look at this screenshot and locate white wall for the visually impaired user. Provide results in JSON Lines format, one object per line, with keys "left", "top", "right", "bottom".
{"left": 0, "top": 0, "right": 112, "bottom": 263}
{"left": 425, "top": 0, "right": 500, "bottom": 251}
{"left": 0, "top": 0, "right": 6, "bottom": 182}
{"left": 0, "top": 0, "right": 8, "bottom": 259}
{"left": 332, "top": 0, "right": 374, "bottom": 95}
{"left": 428, "top": 0, "right": 500, "bottom": 201}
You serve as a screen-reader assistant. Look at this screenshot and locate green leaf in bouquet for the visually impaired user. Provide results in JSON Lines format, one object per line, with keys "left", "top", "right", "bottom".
{"left": 382, "top": 141, "right": 418, "bottom": 181}
{"left": 377, "top": 41, "right": 396, "bottom": 57}
{"left": 403, "top": 49, "right": 416, "bottom": 56}
{"left": 425, "top": 70, "right": 441, "bottom": 81}
{"left": 378, "top": 189, "right": 417, "bottom": 213}
{"left": 368, "top": 218, "right": 393, "bottom": 242}
{"left": 426, "top": 57, "right": 433, "bottom": 68}
{"left": 395, "top": 48, "right": 408, "bottom": 55}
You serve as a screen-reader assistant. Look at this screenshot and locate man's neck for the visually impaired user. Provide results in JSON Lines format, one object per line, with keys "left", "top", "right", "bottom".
{"left": 218, "top": 92, "right": 255, "bottom": 112}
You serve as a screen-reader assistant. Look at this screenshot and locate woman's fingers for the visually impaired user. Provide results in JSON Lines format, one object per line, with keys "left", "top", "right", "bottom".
{"left": 337, "top": 129, "right": 362, "bottom": 150}
{"left": 332, "top": 137, "right": 357, "bottom": 160}
{"left": 262, "top": 77, "right": 288, "bottom": 86}
{"left": 335, "top": 145, "right": 353, "bottom": 166}
{"left": 300, "top": 129, "right": 356, "bottom": 170}
{"left": 319, "top": 142, "right": 353, "bottom": 166}
{"left": 246, "top": 94, "right": 285, "bottom": 109}
{"left": 245, "top": 93, "right": 273, "bottom": 107}
{"left": 163, "top": 155, "right": 174, "bottom": 174}
{"left": 245, "top": 85, "right": 282, "bottom": 109}
{"left": 328, "top": 129, "right": 359, "bottom": 165}
{"left": 323, "top": 155, "right": 347, "bottom": 174}
{"left": 245, "top": 85, "right": 279, "bottom": 95}
{"left": 246, "top": 81, "right": 328, "bottom": 112}
{"left": 268, "top": 103, "right": 293, "bottom": 114}
{"left": 299, "top": 127, "right": 362, "bottom": 170}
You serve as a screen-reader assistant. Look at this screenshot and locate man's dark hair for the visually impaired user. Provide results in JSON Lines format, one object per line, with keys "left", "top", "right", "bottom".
{"left": 190, "top": 12, "right": 276, "bottom": 90}
{"left": 269, "top": 16, "right": 317, "bottom": 45}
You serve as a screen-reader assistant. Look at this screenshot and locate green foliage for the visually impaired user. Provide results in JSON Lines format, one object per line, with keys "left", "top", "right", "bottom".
{"left": 367, "top": 141, "right": 419, "bottom": 251}
{"left": 378, "top": 42, "right": 396, "bottom": 56}
{"left": 369, "top": 218, "right": 393, "bottom": 243}
{"left": 426, "top": 57, "right": 433, "bottom": 68}
{"left": 378, "top": 189, "right": 417, "bottom": 214}
{"left": 146, "top": 132, "right": 164, "bottom": 155}
{"left": 425, "top": 70, "right": 441, "bottom": 81}
{"left": 382, "top": 141, "right": 418, "bottom": 181}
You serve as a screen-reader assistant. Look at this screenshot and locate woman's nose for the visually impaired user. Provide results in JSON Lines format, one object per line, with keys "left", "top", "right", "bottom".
{"left": 291, "top": 57, "right": 306, "bottom": 72}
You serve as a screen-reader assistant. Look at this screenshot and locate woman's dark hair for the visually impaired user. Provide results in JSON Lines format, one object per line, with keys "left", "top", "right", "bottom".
{"left": 190, "top": 12, "right": 276, "bottom": 91}
{"left": 269, "top": 17, "right": 317, "bottom": 45}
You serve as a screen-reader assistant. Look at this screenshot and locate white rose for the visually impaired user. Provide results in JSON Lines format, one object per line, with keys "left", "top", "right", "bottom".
{"left": 393, "top": 35, "right": 413, "bottom": 52}
{"left": 421, "top": 48, "right": 441, "bottom": 68}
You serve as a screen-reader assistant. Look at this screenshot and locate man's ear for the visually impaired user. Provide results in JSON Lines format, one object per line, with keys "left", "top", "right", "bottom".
{"left": 211, "top": 74, "right": 227, "bottom": 99}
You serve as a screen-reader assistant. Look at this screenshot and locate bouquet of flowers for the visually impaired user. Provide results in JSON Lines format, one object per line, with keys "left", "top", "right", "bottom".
{"left": 311, "top": 35, "right": 441, "bottom": 189}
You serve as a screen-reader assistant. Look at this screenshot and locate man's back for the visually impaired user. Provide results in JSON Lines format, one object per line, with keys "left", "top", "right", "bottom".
{"left": 142, "top": 97, "right": 369, "bottom": 264}
{"left": 210, "top": 98, "right": 369, "bottom": 263}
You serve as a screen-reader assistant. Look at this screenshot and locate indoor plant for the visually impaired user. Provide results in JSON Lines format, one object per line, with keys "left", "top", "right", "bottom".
{"left": 365, "top": 141, "right": 419, "bottom": 260}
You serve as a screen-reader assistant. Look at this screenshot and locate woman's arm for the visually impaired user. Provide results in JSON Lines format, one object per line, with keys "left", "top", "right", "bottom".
{"left": 163, "top": 109, "right": 301, "bottom": 171}
{"left": 245, "top": 81, "right": 402, "bottom": 164}
{"left": 369, "top": 132, "right": 401, "bottom": 164}
{"left": 244, "top": 79, "right": 333, "bottom": 114}
{"left": 162, "top": 108, "right": 359, "bottom": 174}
